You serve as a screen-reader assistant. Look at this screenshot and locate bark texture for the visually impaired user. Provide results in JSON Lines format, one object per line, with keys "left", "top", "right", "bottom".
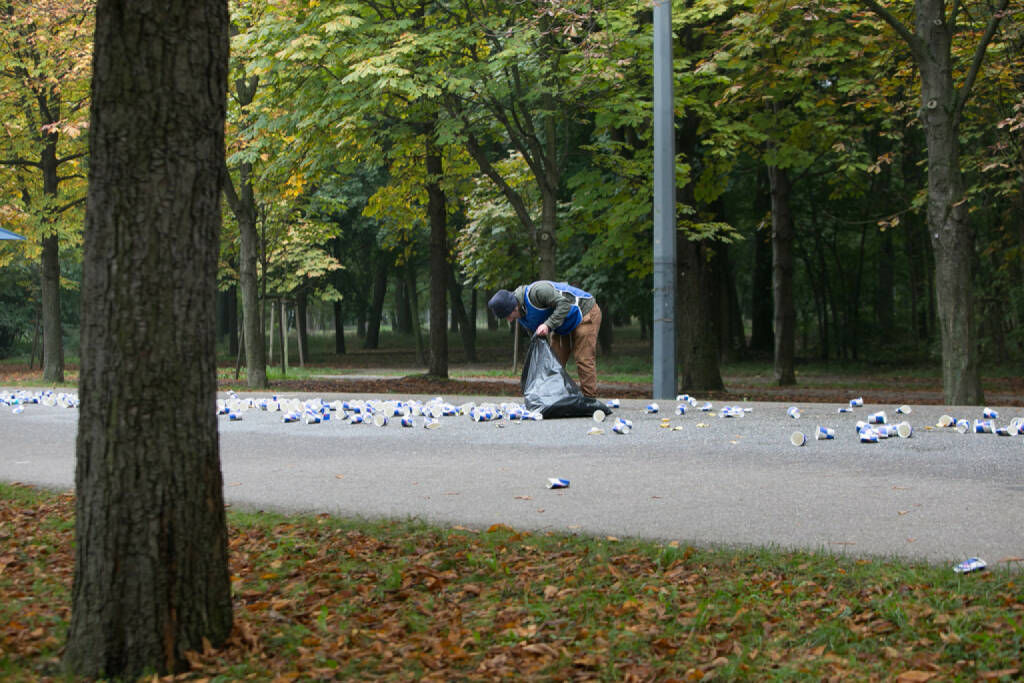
{"left": 65, "top": 1, "right": 232, "bottom": 678}
{"left": 427, "top": 139, "right": 449, "bottom": 378}
{"left": 768, "top": 164, "right": 796, "bottom": 385}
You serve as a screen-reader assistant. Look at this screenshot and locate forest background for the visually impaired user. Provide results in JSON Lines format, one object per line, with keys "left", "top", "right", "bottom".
{"left": 1, "top": 0, "right": 1021, "bottom": 403}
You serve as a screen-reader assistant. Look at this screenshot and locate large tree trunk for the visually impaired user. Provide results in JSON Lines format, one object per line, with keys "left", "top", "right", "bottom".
{"left": 768, "top": 163, "right": 797, "bottom": 385}
{"left": 65, "top": 1, "right": 232, "bottom": 678}
{"left": 426, "top": 140, "right": 448, "bottom": 378}
{"left": 859, "top": 0, "right": 1006, "bottom": 403}
{"left": 40, "top": 134, "right": 64, "bottom": 383}
{"left": 39, "top": 233, "right": 63, "bottom": 382}
{"left": 747, "top": 173, "right": 773, "bottom": 355}
{"left": 677, "top": 239, "right": 725, "bottom": 392}
{"left": 225, "top": 73, "right": 268, "bottom": 389}
{"left": 916, "top": 3, "right": 982, "bottom": 404}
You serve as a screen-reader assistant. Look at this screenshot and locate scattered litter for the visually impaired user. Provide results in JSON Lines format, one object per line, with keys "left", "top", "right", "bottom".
{"left": 815, "top": 426, "right": 835, "bottom": 440}
{"left": 593, "top": 409, "right": 606, "bottom": 422}
{"left": 546, "top": 478, "right": 570, "bottom": 489}
{"left": 953, "top": 557, "right": 987, "bottom": 574}
{"left": 896, "top": 404, "right": 912, "bottom": 415}
{"left": 868, "top": 411, "right": 887, "bottom": 425}
{"left": 646, "top": 402, "right": 659, "bottom": 414}
{"left": 859, "top": 429, "right": 879, "bottom": 443}
{"left": 587, "top": 427, "right": 604, "bottom": 435}
{"left": 849, "top": 397, "right": 864, "bottom": 407}
{"left": 790, "top": 431, "right": 806, "bottom": 446}
{"left": 982, "top": 407, "right": 998, "bottom": 419}
{"left": 787, "top": 406, "right": 801, "bottom": 419}
{"left": 896, "top": 422, "right": 913, "bottom": 438}
{"left": 606, "top": 399, "right": 620, "bottom": 408}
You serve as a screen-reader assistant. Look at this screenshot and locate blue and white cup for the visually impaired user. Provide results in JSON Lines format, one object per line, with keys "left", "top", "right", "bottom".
{"left": 867, "top": 411, "right": 887, "bottom": 425}
{"left": 787, "top": 406, "right": 801, "bottom": 419}
{"left": 849, "top": 397, "right": 864, "bottom": 407}
{"left": 814, "top": 426, "right": 835, "bottom": 440}
{"left": 646, "top": 402, "right": 659, "bottom": 414}
{"left": 982, "top": 407, "right": 998, "bottom": 419}
{"left": 790, "top": 431, "right": 806, "bottom": 446}
{"left": 859, "top": 429, "right": 879, "bottom": 443}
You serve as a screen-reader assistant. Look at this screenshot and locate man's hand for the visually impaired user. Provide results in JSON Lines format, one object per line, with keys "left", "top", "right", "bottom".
{"left": 536, "top": 323, "right": 550, "bottom": 337}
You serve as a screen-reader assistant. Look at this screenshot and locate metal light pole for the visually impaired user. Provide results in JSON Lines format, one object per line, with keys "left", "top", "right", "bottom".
{"left": 652, "top": 0, "right": 676, "bottom": 399}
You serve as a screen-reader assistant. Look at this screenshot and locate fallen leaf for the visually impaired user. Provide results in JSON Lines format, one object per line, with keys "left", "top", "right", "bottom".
{"left": 979, "top": 669, "right": 1020, "bottom": 680}
{"left": 896, "top": 672, "right": 934, "bottom": 682}
{"left": 335, "top": 474, "right": 344, "bottom": 480}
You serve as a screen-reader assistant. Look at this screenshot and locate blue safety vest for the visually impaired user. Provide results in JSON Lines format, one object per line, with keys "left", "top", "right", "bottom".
{"left": 519, "top": 281, "right": 593, "bottom": 335}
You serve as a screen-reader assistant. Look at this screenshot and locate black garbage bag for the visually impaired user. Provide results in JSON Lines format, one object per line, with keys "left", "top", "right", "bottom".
{"left": 520, "top": 335, "right": 612, "bottom": 419}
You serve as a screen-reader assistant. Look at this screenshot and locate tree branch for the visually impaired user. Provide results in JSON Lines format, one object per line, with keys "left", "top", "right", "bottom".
{"left": 955, "top": 0, "right": 1010, "bottom": 122}
{"left": 857, "top": 0, "right": 922, "bottom": 59}
{"left": 0, "top": 157, "right": 42, "bottom": 169}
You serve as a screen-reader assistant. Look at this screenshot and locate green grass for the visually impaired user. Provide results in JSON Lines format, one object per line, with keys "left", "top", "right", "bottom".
{"left": 1, "top": 483, "right": 1022, "bottom": 681}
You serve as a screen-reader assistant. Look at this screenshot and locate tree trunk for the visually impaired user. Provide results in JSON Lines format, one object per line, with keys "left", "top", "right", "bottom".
{"left": 333, "top": 300, "right": 346, "bottom": 355}
{"left": 677, "top": 239, "right": 725, "bottom": 392}
{"left": 407, "top": 262, "right": 426, "bottom": 366}
{"left": 768, "top": 163, "right": 796, "bottom": 385}
{"left": 748, "top": 172, "right": 773, "bottom": 354}
{"left": 225, "top": 72, "right": 268, "bottom": 389}
{"left": 364, "top": 256, "right": 387, "bottom": 349}
{"left": 40, "top": 130, "right": 64, "bottom": 383}
{"left": 537, "top": 97, "right": 559, "bottom": 281}
{"left": 394, "top": 272, "right": 413, "bottom": 335}
{"left": 65, "top": 1, "right": 232, "bottom": 678}
{"left": 40, "top": 233, "right": 64, "bottom": 382}
{"left": 916, "top": 2, "right": 982, "bottom": 404}
{"left": 426, "top": 139, "right": 448, "bottom": 378}
{"left": 296, "top": 290, "right": 309, "bottom": 366}
{"left": 448, "top": 265, "right": 476, "bottom": 362}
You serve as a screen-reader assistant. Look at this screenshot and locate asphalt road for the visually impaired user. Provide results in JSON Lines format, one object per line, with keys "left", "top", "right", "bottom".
{"left": 3, "top": 388, "right": 1023, "bottom": 570}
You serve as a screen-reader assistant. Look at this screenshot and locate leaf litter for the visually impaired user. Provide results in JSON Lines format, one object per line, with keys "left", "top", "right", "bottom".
{"left": 1, "top": 483, "right": 1022, "bottom": 682}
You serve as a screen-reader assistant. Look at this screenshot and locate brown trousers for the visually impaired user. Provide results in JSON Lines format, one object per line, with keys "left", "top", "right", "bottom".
{"left": 550, "top": 303, "right": 602, "bottom": 398}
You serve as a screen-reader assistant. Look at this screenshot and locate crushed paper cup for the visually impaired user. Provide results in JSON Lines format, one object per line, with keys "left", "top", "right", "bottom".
{"left": 787, "top": 406, "right": 801, "bottom": 419}
{"left": 546, "top": 478, "right": 570, "bottom": 489}
{"left": 423, "top": 418, "right": 441, "bottom": 429}
{"left": 646, "top": 402, "right": 659, "bottom": 414}
{"left": 896, "top": 404, "right": 912, "bottom": 415}
{"left": 953, "top": 557, "right": 986, "bottom": 574}
{"left": 982, "top": 407, "right": 998, "bottom": 419}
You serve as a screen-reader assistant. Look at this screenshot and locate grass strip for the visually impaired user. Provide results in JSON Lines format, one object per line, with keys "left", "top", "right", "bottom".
{"left": 1, "top": 482, "right": 1022, "bottom": 681}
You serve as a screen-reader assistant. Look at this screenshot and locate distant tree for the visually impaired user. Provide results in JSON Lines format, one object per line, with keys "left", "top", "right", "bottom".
{"left": 858, "top": 0, "right": 1010, "bottom": 404}
{"left": 0, "top": 0, "right": 93, "bottom": 382}
{"left": 64, "top": 0, "right": 233, "bottom": 678}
